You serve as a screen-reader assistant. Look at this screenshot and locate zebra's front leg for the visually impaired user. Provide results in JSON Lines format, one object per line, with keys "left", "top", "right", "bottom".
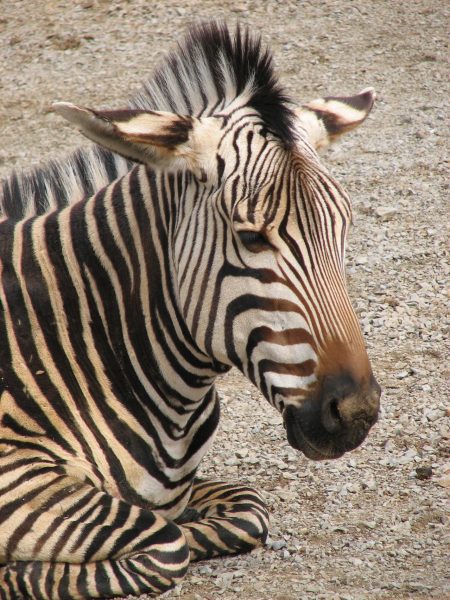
{"left": 0, "top": 456, "right": 190, "bottom": 600}
{"left": 178, "top": 480, "right": 269, "bottom": 561}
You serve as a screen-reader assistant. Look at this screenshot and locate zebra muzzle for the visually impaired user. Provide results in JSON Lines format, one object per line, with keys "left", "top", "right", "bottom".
{"left": 282, "top": 373, "right": 381, "bottom": 460}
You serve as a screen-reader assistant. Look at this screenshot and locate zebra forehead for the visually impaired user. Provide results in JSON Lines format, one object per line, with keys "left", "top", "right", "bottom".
{"left": 229, "top": 146, "right": 350, "bottom": 221}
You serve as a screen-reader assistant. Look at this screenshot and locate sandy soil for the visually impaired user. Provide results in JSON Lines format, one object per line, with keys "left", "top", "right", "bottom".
{"left": 0, "top": 1, "right": 448, "bottom": 599}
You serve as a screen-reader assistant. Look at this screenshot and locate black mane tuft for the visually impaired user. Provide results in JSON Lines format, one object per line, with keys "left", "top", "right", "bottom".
{"left": 132, "top": 22, "right": 296, "bottom": 147}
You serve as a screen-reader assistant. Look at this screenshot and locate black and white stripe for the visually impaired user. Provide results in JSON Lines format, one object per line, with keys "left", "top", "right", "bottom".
{"left": 0, "top": 22, "right": 379, "bottom": 599}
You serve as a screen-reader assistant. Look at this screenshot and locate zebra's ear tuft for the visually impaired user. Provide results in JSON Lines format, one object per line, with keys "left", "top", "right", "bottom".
{"left": 52, "top": 103, "right": 220, "bottom": 179}
{"left": 295, "top": 87, "right": 376, "bottom": 151}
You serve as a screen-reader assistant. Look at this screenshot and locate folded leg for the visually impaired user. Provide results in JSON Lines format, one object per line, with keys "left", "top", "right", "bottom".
{"left": 0, "top": 453, "right": 189, "bottom": 599}
{"left": 179, "top": 480, "right": 269, "bottom": 561}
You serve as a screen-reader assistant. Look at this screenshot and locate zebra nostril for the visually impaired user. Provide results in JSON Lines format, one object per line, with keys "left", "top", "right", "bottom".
{"left": 329, "top": 398, "right": 341, "bottom": 422}
{"left": 321, "top": 394, "right": 344, "bottom": 434}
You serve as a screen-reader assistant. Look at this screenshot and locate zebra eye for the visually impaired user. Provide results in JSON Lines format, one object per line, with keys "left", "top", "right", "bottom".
{"left": 237, "top": 230, "right": 270, "bottom": 253}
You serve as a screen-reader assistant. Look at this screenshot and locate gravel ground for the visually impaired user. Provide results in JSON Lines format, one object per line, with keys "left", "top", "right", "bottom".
{"left": 0, "top": 1, "right": 448, "bottom": 599}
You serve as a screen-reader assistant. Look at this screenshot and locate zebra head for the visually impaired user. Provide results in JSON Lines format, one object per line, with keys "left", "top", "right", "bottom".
{"left": 54, "top": 23, "right": 380, "bottom": 460}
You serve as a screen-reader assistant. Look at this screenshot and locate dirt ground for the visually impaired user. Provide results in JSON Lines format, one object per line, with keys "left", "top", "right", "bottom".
{"left": 0, "top": 1, "right": 448, "bottom": 599}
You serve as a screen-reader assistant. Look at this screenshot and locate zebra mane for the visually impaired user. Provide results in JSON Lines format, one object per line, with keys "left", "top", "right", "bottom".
{"left": 0, "top": 147, "right": 132, "bottom": 220}
{"left": 131, "top": 22, "right": 295, "bottom": 142}
{"left": 0, "top": 21, "right": 294, "bottom": 220}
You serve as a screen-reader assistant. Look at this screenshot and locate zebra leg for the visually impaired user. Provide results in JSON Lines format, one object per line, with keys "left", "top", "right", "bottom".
{"left": 0, "top": 459, "right": 189, "bottom": 600}
{"left": 178, "top": 480, "right": 269, "bottom": 561}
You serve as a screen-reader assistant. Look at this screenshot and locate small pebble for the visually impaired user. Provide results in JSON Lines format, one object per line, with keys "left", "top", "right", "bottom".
{"left": 416, "top": 466, "right": 433, "bottom": 480}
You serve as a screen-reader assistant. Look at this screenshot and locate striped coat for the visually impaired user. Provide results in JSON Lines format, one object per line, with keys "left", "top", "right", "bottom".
{"left": 0, "top": 22, "right": 380, "bottom": 599}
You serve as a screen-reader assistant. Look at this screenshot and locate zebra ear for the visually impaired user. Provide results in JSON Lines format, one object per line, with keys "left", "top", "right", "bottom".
{"left": 295, "top": 87, "right": 376, "bottom": 151}
{"left": 52, "top": 103, "right": 219, "bottom": 177}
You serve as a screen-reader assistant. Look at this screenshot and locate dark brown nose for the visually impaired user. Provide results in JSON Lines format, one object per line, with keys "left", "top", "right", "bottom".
{"left": 284, "top": 372, "right": 381, "bottom": 459}
{"left": 321, "top": 372, "right": 381, "bottom": 434}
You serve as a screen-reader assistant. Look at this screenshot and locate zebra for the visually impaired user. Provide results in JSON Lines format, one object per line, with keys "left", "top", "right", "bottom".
{"left": 0, "top": 22, "right": 380, "bottom": 600}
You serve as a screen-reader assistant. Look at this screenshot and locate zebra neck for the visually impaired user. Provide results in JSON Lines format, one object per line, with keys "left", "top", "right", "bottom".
{"left": 42, "top": 165, "right": 223, "bottom": 415}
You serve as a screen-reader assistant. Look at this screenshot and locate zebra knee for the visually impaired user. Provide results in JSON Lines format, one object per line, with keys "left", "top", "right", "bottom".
{"left": 226, "top": 485, "right": 270, "bottom": 543}
{"left": 122, "top": 550, "right": 189, "bottom": 596}
{"left": 184, "top": 481, "right": 270, "bottom": 560}
{"left": 122, "top": 520, "right": 190, "bottom": 595}
{"left": 192, "top": 481, "right": 270, "bottom": 532}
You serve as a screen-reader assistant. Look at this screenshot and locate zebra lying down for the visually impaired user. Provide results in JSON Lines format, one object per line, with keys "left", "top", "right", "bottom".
{"left": 0, "top": 22, "right": 380, "bottom": 599}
